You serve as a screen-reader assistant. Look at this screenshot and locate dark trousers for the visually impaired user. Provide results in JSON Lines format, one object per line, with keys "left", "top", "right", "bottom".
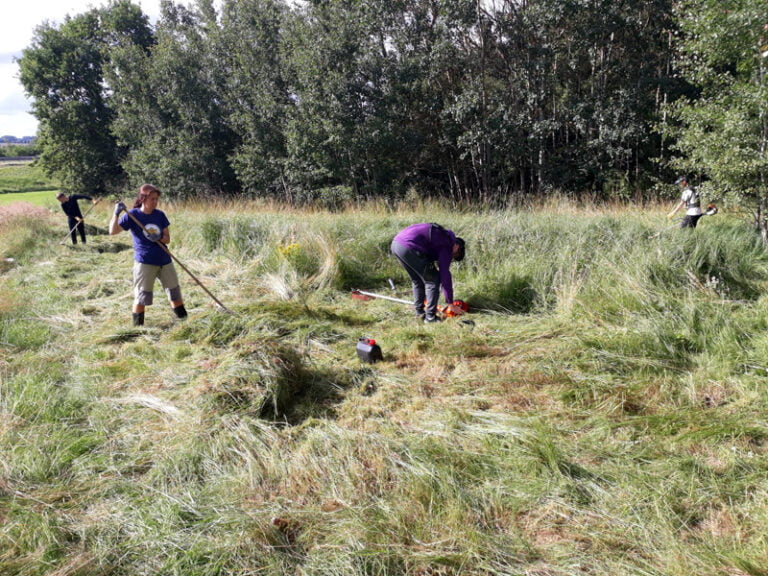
{"left": 391, "top": 240, "right": 440, "bottom": 318}
{"left": 681, "top": 214, "right": 703, "bottom": 229}
{"left": 68, "top": 216, "right": 86, "bottom": 244}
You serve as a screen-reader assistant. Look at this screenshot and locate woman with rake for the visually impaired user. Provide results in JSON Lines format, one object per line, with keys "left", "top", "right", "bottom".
{"left": 667, "top": 175, "right": 703, "bottom": 229}
{"left": 109, "top": 184, "right": 187, "bottom": 326}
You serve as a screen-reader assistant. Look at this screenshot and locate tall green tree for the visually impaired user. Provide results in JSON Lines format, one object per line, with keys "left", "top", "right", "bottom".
{"left": 666, "top": 0, "right": 768, "bottom": 235}
{"left": 383, "top": 0, "right": 479, "bottom": 201}
{"left": 481, "top": 0, "right": 680, "bottom": 198}
{"left": 18, "top": 1, "right": 153, "bottom": 195}
{"left": 217, "top": 0, "right": 291, "bottom": 199}
{"left": 280, "top": 0, "right": 402, "bottom": 200}
{"left": 281, "top": 0, "right": 493, "bottom": 202}
{"left": 109, "top": 0, "right": 238, "bottom": 198}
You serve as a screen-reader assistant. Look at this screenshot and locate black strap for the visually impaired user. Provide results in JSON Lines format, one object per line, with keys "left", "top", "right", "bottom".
{"left": 686, "top": 188, "right": 700, "bottom": 209}
{"left": 429, "top": 223, "right": 445, "bottom": 243}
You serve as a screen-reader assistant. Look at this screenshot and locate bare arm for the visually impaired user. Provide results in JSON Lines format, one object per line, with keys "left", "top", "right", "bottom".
{"left": 109, "top": 213, "right": 123, "bottom": 235}
{"left": 667, "top": 200, "right": 685, "bottom": 218}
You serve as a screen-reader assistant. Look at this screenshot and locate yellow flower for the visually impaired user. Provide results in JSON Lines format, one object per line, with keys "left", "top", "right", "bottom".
{"left": 277, "top": 242, "right": 301, "bottom": 258}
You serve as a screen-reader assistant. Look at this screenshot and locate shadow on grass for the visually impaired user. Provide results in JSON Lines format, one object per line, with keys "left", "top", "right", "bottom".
{"left": 91, "top": 241, "right": 132, "bottom": 254}
{"left": 471, "top": 275, "right": 538, "bottom": 314}
{"left": 163, "top": 303, "right": 373, "bottom": 426}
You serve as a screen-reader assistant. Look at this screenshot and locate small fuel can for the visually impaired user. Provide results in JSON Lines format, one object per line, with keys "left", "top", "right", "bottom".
{"left": 356, "top": 337, "right": 383, "bottom": 363}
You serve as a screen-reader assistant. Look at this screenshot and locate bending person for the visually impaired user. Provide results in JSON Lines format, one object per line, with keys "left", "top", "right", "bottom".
{"left": 56, "top": 192, "right": 96, "bottom": 244}
{"left": 391, "top": 223, "right": 466, "bottom": 323}
{"left": 109, "top": 184, "right": 187, "bottom": 326}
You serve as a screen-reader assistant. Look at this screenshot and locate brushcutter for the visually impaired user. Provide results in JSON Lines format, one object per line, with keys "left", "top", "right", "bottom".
{"left": 351, "top": 289, "right": 470, "bottom": 317}
{"left": 116, "top": 203, "right": 234, "bottom": 315}
{"left": 651, "top": 203, "right": 718, "bottom": 238}
{"left": 351, "top": 289, "right": 411, "bottom": 306}
{"left": 59, "top": 198, "right": 101, "bottom": 245}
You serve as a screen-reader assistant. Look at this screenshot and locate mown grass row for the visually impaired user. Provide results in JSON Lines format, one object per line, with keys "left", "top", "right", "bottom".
{"left": 2, "top": 201, "right": 768, "bottom": 575}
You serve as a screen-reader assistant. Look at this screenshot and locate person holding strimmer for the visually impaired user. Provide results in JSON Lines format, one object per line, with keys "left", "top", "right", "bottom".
{"left": 109, "top": 184, "right": 187, "bottom": 326}
{"left": 667, "top": 175, "right": 703, "bottom": 229}
{"left": 391, "top": 222, "right": 466, "bottom": 323}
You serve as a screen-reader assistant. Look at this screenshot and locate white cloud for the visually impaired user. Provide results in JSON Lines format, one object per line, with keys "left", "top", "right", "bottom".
{"left": 0, "top": 61, "right": 35, "bottom": 136}
{"left": 0, "top": 0, "right": 165, "bottom": 137}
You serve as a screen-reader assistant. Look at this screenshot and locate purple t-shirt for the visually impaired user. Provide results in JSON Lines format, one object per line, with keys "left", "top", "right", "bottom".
{"left": 393, "top": 222, "right": 457, "bottom": 303}
{"left": 119, "top": 208, "right": 171, "bottom": 266}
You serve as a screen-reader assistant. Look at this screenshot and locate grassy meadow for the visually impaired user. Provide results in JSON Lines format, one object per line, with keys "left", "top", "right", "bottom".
{"left": 2, "top": 181, "right": 768, "bottom": 574}
{"left": 0, "top": 160, "right": 59, "bottom": 197}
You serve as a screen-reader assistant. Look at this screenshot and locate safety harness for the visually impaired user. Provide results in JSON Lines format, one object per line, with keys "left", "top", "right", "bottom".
{"left": 685, "top": 187, "right": 701, "bottom": 210}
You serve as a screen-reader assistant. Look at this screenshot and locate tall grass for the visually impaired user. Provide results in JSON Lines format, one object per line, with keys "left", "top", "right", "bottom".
{"left": 2, "top": 198, "right": 768, "bottom": 575}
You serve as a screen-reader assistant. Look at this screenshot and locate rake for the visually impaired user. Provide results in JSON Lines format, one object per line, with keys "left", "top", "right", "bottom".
{"left": 118, "top": 203, "right": 234, "bottom": 315}
{"left": 351, "top": 289, "right": 411, "bottom": 305}
{"left": 59, "top": 198, "right": 100, "bottom": 245}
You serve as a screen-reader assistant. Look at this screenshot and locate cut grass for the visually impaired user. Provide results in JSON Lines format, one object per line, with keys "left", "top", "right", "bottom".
{"left": 2, "top": 201, "right": 768, "bottom": 575}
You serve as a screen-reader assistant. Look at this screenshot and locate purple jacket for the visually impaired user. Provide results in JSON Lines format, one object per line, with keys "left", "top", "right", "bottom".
{"left": 393, "top": 223, "right": 457, "bottom": 302}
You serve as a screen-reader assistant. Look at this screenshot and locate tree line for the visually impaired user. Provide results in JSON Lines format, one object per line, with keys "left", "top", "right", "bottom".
{"left": 17, "top": 0, "right": 768, "bottom": 213}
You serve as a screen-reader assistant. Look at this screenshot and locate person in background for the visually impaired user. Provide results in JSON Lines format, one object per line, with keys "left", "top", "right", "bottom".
{"left": 667, "top": 175, "right": 703, "bottom": 228}
{"left": 391, "top": 222, "right": 466, "bottom": 323}
{"left": 56, "top": 192, "right": 96, "bottom": 244}
{"left": 108, "top": 184, "right": 187, "bottom": 326}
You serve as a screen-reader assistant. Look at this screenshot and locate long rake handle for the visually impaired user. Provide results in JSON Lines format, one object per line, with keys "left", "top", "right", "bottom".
{"left": 651, "top": 208, "right": 717, "bottom": 239}
{"left": 120, "top": 205, "right": 234, "bottom": 315}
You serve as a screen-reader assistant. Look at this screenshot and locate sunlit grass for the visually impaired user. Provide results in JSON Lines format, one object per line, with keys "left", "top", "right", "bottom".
{"left": 0, "top": 162, "right": 59, "bottom": 197}
{"left": 1, "top": 197, "right": 768, "bottom": 575}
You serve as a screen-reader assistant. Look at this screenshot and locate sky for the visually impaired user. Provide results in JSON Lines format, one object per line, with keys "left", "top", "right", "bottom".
{"left": 0, "top": 0, "right": 164, "bottom": 138}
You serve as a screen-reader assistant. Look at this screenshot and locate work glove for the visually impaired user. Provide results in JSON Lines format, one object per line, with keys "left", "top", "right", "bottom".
{"left": 666, "top": 213, "right": 674, "bottom": 220}
{"left": 147, "top": 231, "right": 162, "bottom": 242}
{"left": 114, "top": 202, "right": 127, "bottom": 216}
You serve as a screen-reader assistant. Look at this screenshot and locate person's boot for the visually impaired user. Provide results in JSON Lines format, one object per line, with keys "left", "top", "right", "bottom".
{"left": 172, "top": 305, "right": 188, "bottom": 319}
{"left": 132, "top": 312, "right": 145, "bottom": 326}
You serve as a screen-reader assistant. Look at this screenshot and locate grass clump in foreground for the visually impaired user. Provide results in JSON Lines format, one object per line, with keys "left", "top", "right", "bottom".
{"left": 2, "top": 200, "right": 768, "bottom": 575}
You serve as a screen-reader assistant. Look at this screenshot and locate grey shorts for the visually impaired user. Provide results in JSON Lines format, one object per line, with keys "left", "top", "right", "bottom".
{"left": 133, "top": 261, "right": 182, "bottom": 305}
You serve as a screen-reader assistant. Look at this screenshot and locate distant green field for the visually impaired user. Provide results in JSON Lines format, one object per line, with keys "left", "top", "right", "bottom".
{"left": 0, "top": 160, "right": 59, "bottom": 196}
{"left": 0, "top": 189, "right": 59, "bottom": 207}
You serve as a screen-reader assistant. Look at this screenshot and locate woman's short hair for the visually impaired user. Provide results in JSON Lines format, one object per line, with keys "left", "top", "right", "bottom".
{"left": 454, "top": 237, "right": 466, "bottom": 262}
